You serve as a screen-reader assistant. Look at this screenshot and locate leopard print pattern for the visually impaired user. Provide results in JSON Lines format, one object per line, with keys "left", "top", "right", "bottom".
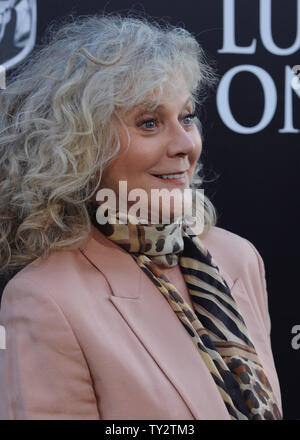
{"left": 223, "top": 355, "right": 282, "bottom": 419}
{"left": 98, "top": 210, "right": 184, "bottom": 266}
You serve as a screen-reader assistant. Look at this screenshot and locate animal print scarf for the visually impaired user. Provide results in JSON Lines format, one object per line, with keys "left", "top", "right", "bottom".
{"left": 96, "top": 211, "right": 282, "bottom": 420}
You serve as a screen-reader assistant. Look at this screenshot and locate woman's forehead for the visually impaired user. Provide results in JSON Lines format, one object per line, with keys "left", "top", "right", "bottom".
{"left": 115, "top": 81, "right": 195, "bottom": 120}
{"left": 133, "top": 90, "right": 194, "bottom": 113}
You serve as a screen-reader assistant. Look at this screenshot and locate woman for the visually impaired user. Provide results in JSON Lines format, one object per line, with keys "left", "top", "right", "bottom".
{"left": 0, "top": 14, "right": 282, "bottom": 420}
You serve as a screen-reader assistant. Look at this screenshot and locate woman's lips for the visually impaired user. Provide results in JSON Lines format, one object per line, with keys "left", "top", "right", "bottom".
{"left": 151, "top": 173, "right": 187, "bottom": 185}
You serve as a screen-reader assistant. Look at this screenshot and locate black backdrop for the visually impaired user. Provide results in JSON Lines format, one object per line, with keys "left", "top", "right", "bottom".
{"left": 1, "top": 0, "right": 299, "bottom": 420}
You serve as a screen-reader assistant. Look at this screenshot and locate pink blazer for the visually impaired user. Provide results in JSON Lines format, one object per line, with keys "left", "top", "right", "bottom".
{"left": 0, "top": 225, "right": 282, "bottom": 420}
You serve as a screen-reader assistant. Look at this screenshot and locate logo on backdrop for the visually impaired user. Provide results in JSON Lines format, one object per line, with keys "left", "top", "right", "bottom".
{"left": 217, "top": 0, "right": 300, "bottom": 134}
{"left": 0, "top": 0, "right": 37, "bottom": 79}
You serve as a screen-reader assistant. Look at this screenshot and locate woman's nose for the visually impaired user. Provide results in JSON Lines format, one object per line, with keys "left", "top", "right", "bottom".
{"left": 166, "top": 122, "right": 196, "bottom": 157}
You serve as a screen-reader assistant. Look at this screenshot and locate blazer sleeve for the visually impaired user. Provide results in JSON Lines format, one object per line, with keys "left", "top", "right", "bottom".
{"left": 242, "top": 239, "right": 283, "bottom": 414}
{"left": 243, "top": 238, "right": 272, "bottom": 337}
{"left": 0, "top": 276, "right": 100, "bottom": 420}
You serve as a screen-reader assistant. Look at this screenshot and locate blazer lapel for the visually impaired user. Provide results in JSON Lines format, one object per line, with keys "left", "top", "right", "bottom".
{"left": 80, "top": 225, "right": 230, "bottom": 420}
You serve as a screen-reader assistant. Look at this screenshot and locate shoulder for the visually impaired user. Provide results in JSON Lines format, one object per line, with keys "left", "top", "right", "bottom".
{"left": 200, "top": 225, "right": 264, "bottom": 284}
{"left": 201, "top": 225, "right": 258, "bottom": 258}
{"left": 1, "top": 245, "right": 110, "bottom": 310}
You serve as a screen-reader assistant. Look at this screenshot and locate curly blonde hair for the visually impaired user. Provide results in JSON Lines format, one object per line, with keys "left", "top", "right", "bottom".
{"left": 0, "top": 13, "right": 219, "bottom": 279}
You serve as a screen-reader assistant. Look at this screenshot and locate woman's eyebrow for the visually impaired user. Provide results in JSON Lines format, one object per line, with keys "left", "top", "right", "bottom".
{"left": 135, "top": 95, "right": 195, "bottom": 115}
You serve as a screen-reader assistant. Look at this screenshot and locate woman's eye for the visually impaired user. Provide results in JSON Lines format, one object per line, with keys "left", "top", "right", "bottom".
{"left": 183, "top": 113, "right": 196, "bottom": 126}
{"left": 138, "top": 114, "right": 195, "bottom": 130}
{"left": 141, "top": 118, "right": 158, "bottom": 130}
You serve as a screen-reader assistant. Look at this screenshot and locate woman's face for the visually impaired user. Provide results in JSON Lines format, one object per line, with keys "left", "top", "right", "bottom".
{"left": 97, "top": 85, "right": 202, "bottom": 222}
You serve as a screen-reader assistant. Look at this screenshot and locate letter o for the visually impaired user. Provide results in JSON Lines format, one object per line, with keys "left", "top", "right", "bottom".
{"left": 216, "top": 65, "right": 277, "bottom": 134}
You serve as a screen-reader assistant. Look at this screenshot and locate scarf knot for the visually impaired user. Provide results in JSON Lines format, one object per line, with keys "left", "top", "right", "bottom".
{"left": 98, "top": 210, "right": 186, "bottom": 267}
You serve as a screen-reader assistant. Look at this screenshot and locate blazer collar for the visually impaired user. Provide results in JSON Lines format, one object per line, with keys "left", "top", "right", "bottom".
{"left": 79, "top": 225, "right": 141, "bottom": 299}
